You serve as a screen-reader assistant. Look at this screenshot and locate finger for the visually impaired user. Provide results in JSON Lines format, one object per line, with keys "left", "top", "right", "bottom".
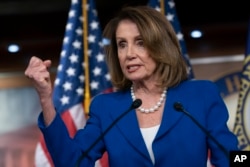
{"left": 25, "top": 56, "right": 42, "bottom": 76}
{"left": 24, "top": 57, "right": 51, "bottom": 80}
{"left": 30, "top": 56, "right": 43, "bottom": 67}
{"left": 43, "top": 60, "right": 52, "bottom": 68}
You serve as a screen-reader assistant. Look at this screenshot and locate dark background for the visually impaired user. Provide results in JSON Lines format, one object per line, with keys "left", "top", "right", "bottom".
{"left": 0, "top": 0, "right": 249, "bottom": 71}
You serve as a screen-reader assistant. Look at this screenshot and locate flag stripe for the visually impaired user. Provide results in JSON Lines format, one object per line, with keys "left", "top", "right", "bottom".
{"left": 35, "top": 137, "right": 53, "bottom": 166}
{"left": 61, "top": 110, "right": 78, "bottom": 137}
{"left": 35, "top": 143, "right": 51, "bottom": 167}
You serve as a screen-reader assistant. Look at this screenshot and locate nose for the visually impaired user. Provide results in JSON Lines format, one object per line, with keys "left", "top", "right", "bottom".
{"left": 126, "top": 45, "right": 136, "bottom": 59}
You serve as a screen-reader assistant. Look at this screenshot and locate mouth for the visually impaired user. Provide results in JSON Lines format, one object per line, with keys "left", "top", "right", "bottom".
{"left": 127, "top": 65, "right": 140, "bottom": 73}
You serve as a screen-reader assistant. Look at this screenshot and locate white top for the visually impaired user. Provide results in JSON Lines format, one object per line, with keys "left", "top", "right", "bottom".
{"left": 140, "top": 125, "right": 160, "bottom": 164}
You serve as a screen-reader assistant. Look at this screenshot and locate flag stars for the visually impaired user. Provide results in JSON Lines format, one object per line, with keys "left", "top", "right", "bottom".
{"left": 76, "top": 87, "right": 84, "bottom": 96}
{"left": 54, "top": 78, "right": 60, "bottom": 86}
{"left": 63, "top": 37, "right": 69, "bottom": 44}
{"left": 92, "top": 67, "right": 102, "bottom": 76}
{"left": 168, "top": 1, "right": 175, "bottom": 8}
{"left": 69, "top": 54, "right": 78, "bottom": 63}
{"left": 60, "top": 95, "right": 70, "bottom": 105}
{"left": 92, "top": 9, "right": 98, "bottom": 17}
{"left": 60, "top": 50, "right": 66, "bottom": 57}
{"left": 72, "top": 0, "right": 78, "bottom": 5}
{"left": 69, "top": 10, "right": 76, "bottom": 18}
{"left": 90, "top": 20, "right": 99, "bottom": 30}
{"left": 96, "top": 53, "right": 104, "bottom": 62}
{"left": 85, "top": 4, "right": 89, "bottom": 11}
{"left": 79, "top": 75, "right": 85, "bottom": 83}
{"left": 88, "top": 34, "right": 96, "bottom": 43}
{"left": 66, "top": 23, "right": 73, "bottom": 31}
{"left": 79, "top": 16, "right": 83, "bottom": 23}
{"left": 90, "top": 81, "right": 99, "bottom": 90}
{"left": 75, "top": 27, "right": 83, "bottom": 36}
{"left": 176, "top": 32, "right": 184, "bottom": 41}
{"left": 154, "top": 6, "right": 161, "bottom": 12}
{"left": 98, "top": 41, "right": 104, "bottom": 48}
{"left": 166, "top": 13, "right": 174, "bottom": 22}
{"left": 63, "top": 81, "right": 72, "bottom": 91}
{"left": 72, "top": 40, "right": 82, "bottom": 49}
{"left": 42, "top": 2, "right": 114, "bottom": 162}
{"left": 53, "top": 0, "right": 113, "bottom": 112}
{"left": 57, "top": 64, "right": 63, "bottom": 72}
{"left": 88, "top": 49, "right": 92, "bottom": 57}
{"left": 66, "top": 67, "right": 76, "bottom": 77}
{"left": 82, "top": 62, "right": 87, "bottom": 69}
{"left": 105, "top": 73, "right": 111, "bottom": 81}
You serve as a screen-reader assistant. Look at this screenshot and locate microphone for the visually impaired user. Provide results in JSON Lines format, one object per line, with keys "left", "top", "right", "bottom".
{"left": 75, "top": 99, "right": 142, "bottom": 167}
{"left": 173, "top": 102, "right": 229, "bottom": 159}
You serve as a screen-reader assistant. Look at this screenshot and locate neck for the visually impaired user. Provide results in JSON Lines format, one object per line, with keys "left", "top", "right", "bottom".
{"left": 131, "top": 83, "right": 162, "bottom": 94}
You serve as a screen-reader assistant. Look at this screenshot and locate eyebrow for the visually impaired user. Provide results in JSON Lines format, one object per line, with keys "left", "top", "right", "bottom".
{"left": 116, "top": 35, "right": 142, "bottom": 40}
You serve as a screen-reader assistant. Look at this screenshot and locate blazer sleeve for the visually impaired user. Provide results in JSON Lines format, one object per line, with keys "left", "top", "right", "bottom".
{"left": 37, "top": 99, "right": 105, "bottom": 167}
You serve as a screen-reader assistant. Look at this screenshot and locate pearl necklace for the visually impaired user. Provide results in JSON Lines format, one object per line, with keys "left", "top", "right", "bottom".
{"left": 130, "top": 86, "right": 167, "bottom": 113}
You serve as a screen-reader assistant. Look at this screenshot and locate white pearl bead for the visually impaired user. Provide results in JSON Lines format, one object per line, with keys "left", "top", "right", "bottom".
{"left": 131, "top": 86, "right": 167, "bottom": 113}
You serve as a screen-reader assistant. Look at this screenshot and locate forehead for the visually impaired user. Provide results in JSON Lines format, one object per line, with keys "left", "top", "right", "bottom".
{"left": 116, "top": 19, "right": 140, "bottom": 37}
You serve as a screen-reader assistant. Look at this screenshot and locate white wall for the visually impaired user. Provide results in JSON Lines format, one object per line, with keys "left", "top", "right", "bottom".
{"left": 0, "top": 87, "right": 41, "bottom": 134}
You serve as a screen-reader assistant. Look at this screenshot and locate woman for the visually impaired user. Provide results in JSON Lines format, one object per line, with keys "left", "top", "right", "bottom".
{"left": 25, "top": 6, "right": 238, "bottom": 167}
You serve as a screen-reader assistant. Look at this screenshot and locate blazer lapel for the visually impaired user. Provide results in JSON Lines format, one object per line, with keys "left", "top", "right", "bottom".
{"left": 109, "top": 91, "right": 150, "bottom": 159}
{"left": 156, "top": 87, "right": 185, "bottom": 138}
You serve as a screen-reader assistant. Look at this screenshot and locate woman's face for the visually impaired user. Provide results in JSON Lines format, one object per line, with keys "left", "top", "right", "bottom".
{"left": 115, "top": 19, "right": 157, "bottom": 83}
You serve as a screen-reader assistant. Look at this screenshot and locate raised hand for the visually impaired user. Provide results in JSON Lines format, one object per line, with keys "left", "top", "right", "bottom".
{"left": 25, "top": 56, "right": 55, "bottom": 125}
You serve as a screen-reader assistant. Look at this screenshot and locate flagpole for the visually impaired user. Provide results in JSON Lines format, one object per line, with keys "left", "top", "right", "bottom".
{"left": 82, "top": 0, "right": 91, "bottom": 114}
{"left": 160, "top": 0, "right": 165, "bottom": 14}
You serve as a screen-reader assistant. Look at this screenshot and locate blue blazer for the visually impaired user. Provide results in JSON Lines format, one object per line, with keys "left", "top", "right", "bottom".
{"left": 39, "top": 80, "right": 239, "bottom": 167}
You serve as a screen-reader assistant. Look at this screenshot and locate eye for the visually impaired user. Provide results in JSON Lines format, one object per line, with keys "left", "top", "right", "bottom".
{"left": 136, "top": 39, "right": 144, "bottom": 47}
{"left": 117, "top": 40, "right": 126, "bottom": 48}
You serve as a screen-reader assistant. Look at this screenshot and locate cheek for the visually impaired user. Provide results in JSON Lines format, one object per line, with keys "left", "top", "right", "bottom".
{"left": 117, "top": 50, "right": 126, "bottom": 61}
{"left": 117, "top": 54, "right": 125, "bottom": 68}
{"left": 117, "top": 47, "right": 127, "bottom": 55}
{"left": 147, "top": 59, "right": 157, "bottom": 71}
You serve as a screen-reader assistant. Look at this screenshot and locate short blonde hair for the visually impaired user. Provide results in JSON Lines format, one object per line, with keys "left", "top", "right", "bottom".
{"left": 103, "top": 6, "right": 188, "bottom": 90}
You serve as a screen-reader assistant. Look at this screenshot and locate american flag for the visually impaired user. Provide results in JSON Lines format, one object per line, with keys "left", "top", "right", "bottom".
{"left": 148, "top": 0, "right": 194, "bottom": 79}
{"left": 34, "top": 0, "right": 112, "bottom": 166}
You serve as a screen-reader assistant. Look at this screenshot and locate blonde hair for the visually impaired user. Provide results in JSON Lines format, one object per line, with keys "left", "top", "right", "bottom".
{"left": 103, "top": 6, "right": 188, "bottom": 90}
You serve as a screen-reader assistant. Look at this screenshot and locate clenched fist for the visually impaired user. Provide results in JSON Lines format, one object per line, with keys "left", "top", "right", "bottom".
{"left": 25, "top": 56, "right": 52, "bottom": 100}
